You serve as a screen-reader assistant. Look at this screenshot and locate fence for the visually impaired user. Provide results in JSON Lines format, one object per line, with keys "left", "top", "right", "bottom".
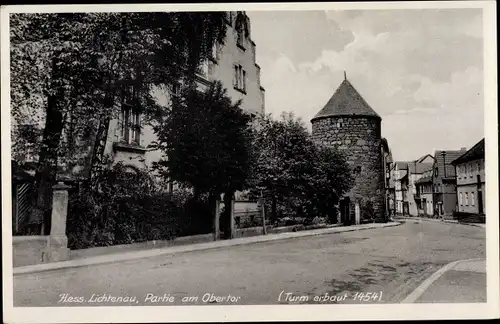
{"left": 12, "top": 181, "right": 34, "bottom": 235}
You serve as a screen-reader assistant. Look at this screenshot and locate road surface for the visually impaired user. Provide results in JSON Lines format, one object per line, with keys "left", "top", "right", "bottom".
{"left": 14, "top": 220, "right": 485, "bottom": 306}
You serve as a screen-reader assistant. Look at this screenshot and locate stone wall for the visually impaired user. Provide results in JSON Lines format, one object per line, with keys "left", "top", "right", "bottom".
{"left": 13, "top": 236, "right": 48, "bottom": 267}
{"left": 311, "top": 116, "right": 386, "bottom": 221}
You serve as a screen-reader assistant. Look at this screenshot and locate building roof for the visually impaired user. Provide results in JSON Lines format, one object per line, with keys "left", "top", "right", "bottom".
{"left": 415, "top": 175, "right": 433, "bottom": 185}
{"left": 394, "top": 161, "right": 432, "bottom": 174}
{"left": 417, "top": 154, "right": 435, "bottom": 163}
{"left": 451, "top": 138, "right": 485, "bottom": 165}
{"left": 434, "top": 149, "right": 465, "bottom": 178}
{"left": 408, "top": 162, "right": 434, "bottom": 174}
{"left": 311, "top": 78, "right": 381, "bottom": 121}
{"left": 395, "top": 161, "right": 409, "bottom": 170}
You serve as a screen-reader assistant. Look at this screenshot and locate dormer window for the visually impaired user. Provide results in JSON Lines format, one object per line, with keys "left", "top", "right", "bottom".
{"left": 237, "top": 29, "right": 245, "bottom": 49}
{"left": 224, "top": 12, "right": 233, "bottom": 25}
{"left": 235, "top": 12, "right": 248, "bottom": 50}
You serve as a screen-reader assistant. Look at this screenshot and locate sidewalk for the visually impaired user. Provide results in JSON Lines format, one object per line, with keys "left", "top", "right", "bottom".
{"left": 14, "top": 221, "right": 401, "bottom": 276}
{"left": 394, "top": 216, "right": 486, "bottom": 229}
{"left": 402, "top": 258, "right": 486, "bottom": 303}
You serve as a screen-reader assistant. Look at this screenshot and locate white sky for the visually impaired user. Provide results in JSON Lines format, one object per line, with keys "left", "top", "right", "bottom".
{"left": 247, "top": 9, "right": 484, "bottom": 161}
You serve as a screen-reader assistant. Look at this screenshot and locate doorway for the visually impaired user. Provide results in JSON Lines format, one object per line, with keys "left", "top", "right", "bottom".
{"left": 478, "top": 190, "right": 484, "bottom": 214}
{"left": 340, "top": 197, "right": 351, "bottom": 225}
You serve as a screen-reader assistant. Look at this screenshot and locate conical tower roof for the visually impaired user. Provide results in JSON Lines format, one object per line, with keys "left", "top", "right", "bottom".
{"left": 311, "top": 77, "right": 381, "bottom": 122}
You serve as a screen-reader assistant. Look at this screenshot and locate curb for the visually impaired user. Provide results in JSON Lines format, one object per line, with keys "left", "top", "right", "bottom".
{"left": 14, "top": 221, "right": 402, "bottom": 276}
{"left": 401, "top": 258, "right": 485, "bottom": 303}
{"left": 395, "top": 217, "right": 485, "bottom": 228}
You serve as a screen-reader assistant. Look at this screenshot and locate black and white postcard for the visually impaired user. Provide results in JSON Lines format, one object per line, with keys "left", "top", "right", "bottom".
{"left": 2, "top": 1, "right": 498, "bottom": 322}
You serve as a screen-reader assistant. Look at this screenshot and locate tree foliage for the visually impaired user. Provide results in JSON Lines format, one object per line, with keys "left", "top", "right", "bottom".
{"left": 249, "top": 112, "right": 353, "bottom": 222}
{"left": 10, "top": 12, "right": 228, "bottom": 233}
{"left": 152, "top": 81, "right": 254, "bottom": 198}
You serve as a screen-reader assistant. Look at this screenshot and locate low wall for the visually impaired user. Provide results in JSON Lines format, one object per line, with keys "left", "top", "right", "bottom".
{"left": 13, "top": 236, "right": 48, "bottom": 267}
{"left": 234, "top": 223, "right": 332, "bottom": 239}
{"left": 69, "top": 233, "right": 214, "bottom": 260}
{"left": 45, "top": 223, "right": 335, "bottom": 263}
{"left": 234, "top": 227, "right": 265, "bottom": 238}
{"left": 234, "top": 200, "right": 259, "bottom": 213}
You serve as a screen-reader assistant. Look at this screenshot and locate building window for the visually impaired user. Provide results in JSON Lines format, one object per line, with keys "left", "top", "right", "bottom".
{"left": 471, "top": 192, "right": 475, "bottom": 206}
{"left": 459, "top": 192, "right": 463, "bottom": 205}
{"left": 121, "top": 106, "right": 141, "bottom": 145}
{"left": 210, "top": 43, "right": 218, "bottom": 62}
{"left": 234, "top": 64, "right": 246, "bottom": 93}
{"left": 465, "top": 192, "right": 469, "bottom": 206}
{"left": 121, "top": 85, "right": 141, "bottom": 145}
{"left": 476, "top": 161, "right": 480, "bottom": 173}
{"left": 197, "top": 60, "right": 209, "bottom": 79}
{"left": 237, "top": 29, "right": 245, "bottom": 49}
{"left": 243, "top": 70, "right": 246, "bottom": 91}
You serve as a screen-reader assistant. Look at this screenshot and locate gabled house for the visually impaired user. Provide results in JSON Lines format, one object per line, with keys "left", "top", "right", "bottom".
{"left": 430, "top": 149, "right": 466, "bottom": 218}
{"left": 415, "top": 168, "right": 434, "bottom": 216}
{"left": 451, "top": 139, "right": 485, "bottom": 221}
{"left": 393, "top": 158, "right": 434, "bottom": 216}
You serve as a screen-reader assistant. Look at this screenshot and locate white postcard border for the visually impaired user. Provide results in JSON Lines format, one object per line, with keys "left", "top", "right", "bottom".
{"left": 2, "top": 1, "right": 498, "bottom": 322}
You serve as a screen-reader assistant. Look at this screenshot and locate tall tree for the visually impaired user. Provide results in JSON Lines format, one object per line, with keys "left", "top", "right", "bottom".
{"left": 10, "top": 12, "right": 228, "bottom": 234}
{"left": 249, "top": 112, "right": 353, "bottom": 222}
{"left": 151, "top": 81, "right": 254, "bottom": 237}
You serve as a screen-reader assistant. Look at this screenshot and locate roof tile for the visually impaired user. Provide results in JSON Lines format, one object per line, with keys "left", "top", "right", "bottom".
{"left": 312, "top": 79, "right": 381, "bottom": 121}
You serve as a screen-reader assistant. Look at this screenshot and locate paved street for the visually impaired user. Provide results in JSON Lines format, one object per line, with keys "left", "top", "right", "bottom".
{"left": 14, "top": 220, "right": 485, "bottom": 306}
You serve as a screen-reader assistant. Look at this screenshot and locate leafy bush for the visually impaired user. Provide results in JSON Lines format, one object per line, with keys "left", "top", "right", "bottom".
{"left": 67, "top": 163, "right": 212, "bottom": 250}
{"left": 326, "top": 206, "right": 339, "bottom": 224}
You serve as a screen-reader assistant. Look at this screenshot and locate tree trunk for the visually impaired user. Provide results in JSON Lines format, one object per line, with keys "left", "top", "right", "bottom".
{"left": 208, "top": 192, "right": 218, "bottom": 240}
{"left": 89, "top": 112, "right": 112, "bottom": 189}
{"left": 222, "top": 190, "right": 234, "bottom": 239}
{"left": 31, "top": 63, "right": 65, "bottom": 235}
{"left": 271, "top": 195, "right": 277, "bottom": 225}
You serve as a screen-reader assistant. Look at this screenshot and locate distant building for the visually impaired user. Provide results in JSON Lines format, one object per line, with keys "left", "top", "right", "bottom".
{"left": 381, "top": 138, "right": 393, "bottom": 217}
{"left": 311, "top": 74, "right": 386, "bottom": 224}
{"left": 393, "top": 156, "right": 434, "bottom": 216}
{"left": 451, "top": 139, "right": 485, "bottom": 217}
{"left": 387, "top": 165, "right": 396, "bottom": 216}
{"left": 415, "top": 167, "right": 434, "bottom": 216}
{"left": 393, "top": 163, "right": 408, "bottom": 215}
{"left": 431, "top": 149, "right": 465, "bottom": 218}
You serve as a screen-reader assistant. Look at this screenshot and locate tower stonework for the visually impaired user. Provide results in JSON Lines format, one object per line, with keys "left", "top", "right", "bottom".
{"left": 311, "top": 78, "right": 386, "bottom": 223}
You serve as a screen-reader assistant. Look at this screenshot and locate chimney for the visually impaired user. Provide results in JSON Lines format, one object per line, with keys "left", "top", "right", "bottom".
{"left": 461, "top": 147, "right": 467, "bottom": 152}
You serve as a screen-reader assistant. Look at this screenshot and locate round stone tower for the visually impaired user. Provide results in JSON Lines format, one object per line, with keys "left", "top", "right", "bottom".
{"left": 311, "top": 75, "right": 386, "bottom": 223}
